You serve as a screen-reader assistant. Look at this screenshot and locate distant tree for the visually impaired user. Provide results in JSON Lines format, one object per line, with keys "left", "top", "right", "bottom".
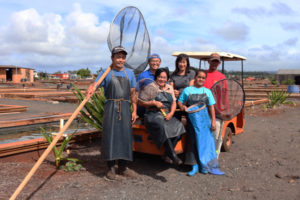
{"left": 68, "top": 70, "right": 78, "bottom": 74}
{"left": 77, "top": 68, "right": 91, "bottom": 79}
{"left": 96, "top": 67, "right": 103, "bottom": 75}
{"left": 53, "top": 70, "right": 62, "bottom": 74}
{"left": 38, "top": 71, "right": 49, "bottom": 80}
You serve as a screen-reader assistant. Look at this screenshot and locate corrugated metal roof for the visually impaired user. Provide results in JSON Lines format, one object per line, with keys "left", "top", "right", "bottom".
{"left": 277, "top": 69, "right": 300, "bottom": 75}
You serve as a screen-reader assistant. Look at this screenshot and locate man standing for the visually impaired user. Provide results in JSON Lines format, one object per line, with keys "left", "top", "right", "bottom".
{"left": 204, "top": 53, "right": 226, "bottom": 89}
{"left": 204, "top": 53, "right": 227, "bottom": 155}
{"left": 87, "top": 46, "right": 137, "bottom": 180}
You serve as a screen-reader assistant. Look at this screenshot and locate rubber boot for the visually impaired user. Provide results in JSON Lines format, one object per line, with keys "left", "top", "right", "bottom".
{"left": 117, "top": 160, "right": 127, "bottom": 174}
{"left": 187, "top": 164, "right": 199, "bottom": 176}
{"left": 209, "top": 168, "right": 225, "bottom": 175}
{"left": 106, "top": 161, "right": 116, "bottom": 180}
{"left": 164, "top": 139, "right": 182, "bottom": 165}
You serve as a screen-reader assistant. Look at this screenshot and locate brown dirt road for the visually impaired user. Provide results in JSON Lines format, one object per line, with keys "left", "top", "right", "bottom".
{"left": 1, "top": 102, "right": 300, "bottom": 200}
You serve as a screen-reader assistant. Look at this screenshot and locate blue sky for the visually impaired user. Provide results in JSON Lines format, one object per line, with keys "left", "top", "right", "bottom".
{"left": 0, "top": 0, "right": 300, "bottom": 73}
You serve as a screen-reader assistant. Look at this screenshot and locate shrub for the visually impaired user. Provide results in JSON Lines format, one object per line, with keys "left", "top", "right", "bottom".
{"left": 41, "top": 127, "right": 82, "bottom": 170}
{"left": 271, "top": 79, "right": 278, "bottom": 85}
{"left": 72, "top": 84, "right": 105, "bottom": 131}
{"left": 264, "top": 90, "right": 295, "bottom": 109}
{"left": 287, "top": 79, "right": 295, "bottom": 85}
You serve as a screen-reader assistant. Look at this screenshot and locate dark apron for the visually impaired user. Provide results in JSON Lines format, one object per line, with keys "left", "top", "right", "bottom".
{"left": 144, "top": 92, "right": 185, "bottom": 148}
{"left": 101, "top": 70, "right": 133, "bottom": 161}
{"left": 184, "top": 93, "right": 209, "bottom": 165}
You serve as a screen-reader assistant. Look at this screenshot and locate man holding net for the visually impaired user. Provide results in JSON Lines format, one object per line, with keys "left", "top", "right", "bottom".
{"left": 204, "top": 53, "right": 229, "bottom": 153}
{"left": 87, "top": 46, "right": 137, "bottom": 180}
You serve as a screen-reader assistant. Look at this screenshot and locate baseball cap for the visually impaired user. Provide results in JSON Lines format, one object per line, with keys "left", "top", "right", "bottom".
{"left": 111, "top": 45, "right": 127, "bottom": 55}
{"left": 148, "top": 53, "right": 161, "bottom": 61}
{"left": 209, "top": 53, "right": 221, "bottom": 62}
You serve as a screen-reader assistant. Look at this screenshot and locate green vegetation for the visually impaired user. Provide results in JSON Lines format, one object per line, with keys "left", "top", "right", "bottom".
{"left": 72, "top": 84, "right": 105, "bottom": 131}
{"left": 264, "top": 90, "right": 295, "bottom": 109}
{"left": 60, "top": 160, "right": 83, "bottom": 172}
{"left": 40, "top": 127, "right": 82, "bottom": 171}
{"left": 37, "top": 71, "right": 49, "bottom": 80}
{"left": 281, "top": 79, "right": 295, "bottom": 85}
{"left": 77, "top": 68, "right": 91, "bottom": 79}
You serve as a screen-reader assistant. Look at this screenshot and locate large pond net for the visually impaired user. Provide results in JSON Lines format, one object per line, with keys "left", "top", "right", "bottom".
{"left": 107, "top": 6, "right": 151, "bottom": 73}
{"left": 211, "top": 79, "right": 245, "bottom": 121}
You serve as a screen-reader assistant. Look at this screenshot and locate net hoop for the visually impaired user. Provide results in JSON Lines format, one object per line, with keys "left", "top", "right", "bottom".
{"left": 186, "top": 103, "right": 206, "bottom": 114}
{"left": 211, "top": 78, "right": 245, "bottom": 120}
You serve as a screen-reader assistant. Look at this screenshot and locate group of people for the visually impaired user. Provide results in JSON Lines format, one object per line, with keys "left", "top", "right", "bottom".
{"left": 87, "top": 46, "right": 226, "bottom": 180}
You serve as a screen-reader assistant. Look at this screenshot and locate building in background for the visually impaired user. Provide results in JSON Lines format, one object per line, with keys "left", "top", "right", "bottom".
{"left": 0, "top": 65, "right": 34, "bottom": 83}
{"left": 51, "top": 73, "right": 70, "bottom": 79}
{"left": 276, "top": 69, "right": 300, "bottom": 85}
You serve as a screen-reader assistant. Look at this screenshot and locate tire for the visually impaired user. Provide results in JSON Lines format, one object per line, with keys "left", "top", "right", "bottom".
{"left": 222, "top": 127, "right": 232, "bottom": 152}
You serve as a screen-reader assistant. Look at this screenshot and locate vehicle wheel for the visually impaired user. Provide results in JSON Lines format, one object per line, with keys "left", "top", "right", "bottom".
{"left": 222, "top": 127, "right": 232, "bottom": 152}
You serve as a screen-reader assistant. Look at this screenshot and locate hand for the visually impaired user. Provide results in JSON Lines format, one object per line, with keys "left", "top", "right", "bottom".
{"left": 211, "top": 121, "right": 216, "bottom": 131}
{"left": 86, "top": 83, "right": 96, "bottom": 98}
{"left": 180, "top": 105, "right": 187, "bottom": 112}
{"left": 164, "top": 113, "right": 173, "bottom": 121}
{"left": 153, "top": 100, "right": 164, "bottom": 109}
{"left": 174, "top": 89, "right": 179, "bottom": 98}
{"left": 131, "top": 112, "right": 137, "bottom": 125}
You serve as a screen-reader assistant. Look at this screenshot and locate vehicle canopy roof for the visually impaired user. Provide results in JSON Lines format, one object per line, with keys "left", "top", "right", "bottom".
{"left": 172, "top": 51, "right": 247, "bottom": 61}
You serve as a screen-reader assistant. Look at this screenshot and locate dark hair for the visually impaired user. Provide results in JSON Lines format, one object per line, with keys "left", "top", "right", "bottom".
{"left": 174, "top": 54, "right": 190, "bottom": 75}
{"left": 155, "top": 68, "right": 169, "bottom": 80}
{"left": 111, "top": 51, "right": 127, "bottom": 58}
{"left": 195, "top": 69, "right": 207, "bottom": 78}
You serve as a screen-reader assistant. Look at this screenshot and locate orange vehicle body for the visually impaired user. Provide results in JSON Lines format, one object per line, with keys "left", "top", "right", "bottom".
{"left": 132, "top": 51, "right": 246, "bottom": 155}
{"left": 132, "top": 123, "right": 186, "bottom": 155}
{"left": 132, "top": 109, "right": 244, "bottom": 155}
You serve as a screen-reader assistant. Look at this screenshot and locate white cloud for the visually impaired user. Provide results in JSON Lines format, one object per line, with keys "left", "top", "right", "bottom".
{"left": 214, "top": 21, "right": 250, "bottom": 41}
{"left": 0, "top": 1, "right": 300, "bottom": 72}
{"left": 0, "top": 3, "right": 112, "bottom": 71}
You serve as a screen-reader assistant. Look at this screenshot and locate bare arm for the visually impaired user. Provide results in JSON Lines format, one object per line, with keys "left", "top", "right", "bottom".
{"left": 165, "top": 101, "right": 176, "bottom": 120}
{"left": 138, "top": 99, "right": 163, "bottom": 108}
{"left": 131, "top": 88, "right": 137, "bottom": 124}
{"left": 86, "top": 82, "right": 98, "bottom": 98}
{"left": 170, "top": 81, "right": 180, "bottom": 98}
{"left": 177, "top": 101, "right": 187, "bottom": 112}
{"left": 208, "top": 105, "right": 216, "bottom": 131}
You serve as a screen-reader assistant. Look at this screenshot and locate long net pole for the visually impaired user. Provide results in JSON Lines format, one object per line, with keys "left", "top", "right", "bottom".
{"left": 10, "top": 67, "right": 111, "bottom": 200}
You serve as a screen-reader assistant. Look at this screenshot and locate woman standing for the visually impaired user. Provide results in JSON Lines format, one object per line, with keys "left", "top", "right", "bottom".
{"left": 170, "top": 54, "right": 195, "bottom": 98}
{"left": 138, "top": 68, "right": 186, "bottom": 165}
{"left": 178, "top": 69, "right": 225, "bottom": 176}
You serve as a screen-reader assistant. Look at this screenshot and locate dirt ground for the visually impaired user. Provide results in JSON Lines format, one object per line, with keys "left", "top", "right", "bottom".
{"left": 1, "top": 100, "right": 300, "bottom": 200}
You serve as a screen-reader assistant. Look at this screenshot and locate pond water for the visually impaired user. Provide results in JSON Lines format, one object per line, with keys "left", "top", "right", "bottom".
{"left": 0, "top": 119, "right": 95, "bottom": 145}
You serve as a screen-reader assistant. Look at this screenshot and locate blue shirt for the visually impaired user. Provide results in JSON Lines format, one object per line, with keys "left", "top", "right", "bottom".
{"left": 136, "top": 69, "right": 155, "bottom": 82}
{"left": 95, "top": 68, "right": 136, "bottom": 90}
{"left": 178, "top": 86, "right": 216, "bottom": 106}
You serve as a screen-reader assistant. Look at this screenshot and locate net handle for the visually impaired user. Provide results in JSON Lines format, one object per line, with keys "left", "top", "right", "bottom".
{"left": 186, "top": 103, "right": 206, "bottom": 114}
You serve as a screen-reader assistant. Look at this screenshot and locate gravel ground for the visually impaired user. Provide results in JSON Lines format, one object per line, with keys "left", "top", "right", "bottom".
{"left": 0, "top": 101, "right": 300, "bottom": 200}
